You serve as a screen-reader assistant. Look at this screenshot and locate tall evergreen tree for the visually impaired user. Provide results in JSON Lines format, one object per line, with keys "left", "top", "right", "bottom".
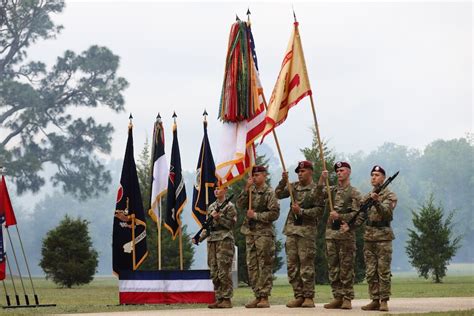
{"left": 406, "top": 195, "right": 461, "bottom": 283}
{"left": 0, "top": 1, "right": 128, "bottom": 199}
{"left": 301, "top": 129, "right": 365, "bottom": 284}
{"left": 40, "top": 215, "right": 98, "bottom": 288}
{"left": 136, "top": 139, "right": 194, "bottom": 270}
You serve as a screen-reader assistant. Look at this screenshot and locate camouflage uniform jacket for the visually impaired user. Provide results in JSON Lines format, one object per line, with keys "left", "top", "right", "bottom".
{"left": 316, "top": 184, "right": 362, "bottom": 240}
{"left": 360, "top": 187, "right": 397, "bottom": 241}
{"left": 205, "top": 200, "right": 237, "bottom": 242}
{"left": 275, "top": 179, "right": 323, "bottom": 239}
{"left": 237, "top": 184, "right": 280, "bottom": 237}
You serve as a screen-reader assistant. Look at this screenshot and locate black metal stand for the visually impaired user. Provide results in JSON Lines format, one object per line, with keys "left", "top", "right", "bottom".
{"left": 2, "top": 294, "right": 56, "bottom": 308}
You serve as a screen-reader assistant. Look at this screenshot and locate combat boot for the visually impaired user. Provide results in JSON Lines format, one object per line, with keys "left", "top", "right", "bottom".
{"left": 257, "top": 296, "right": 270, "bottom": 308}
{"left": 361, "top": 299, "right": 380, "bottom": 311}
{"left": 208, "top": 299, "right": 222, "bottom": 309}
{"left": 217, "top": 298, "right": 232, "bottom": 308}
{"left": 323, "top": 297, "right": 343, "bottom": 309}
{"left": 245, "top": 297, "right": 260, "bottom": 308}
{"left": 341, "top": 298, "right": 352, "bottom": 309}
{"left": 379, "top": 300, "right": 389, "bottom": 311}
{"left": 301, "top": 297, "right": 315, "bottom": 308}
{"left": 286, "top": 297, "right": 304, "bottom": 308}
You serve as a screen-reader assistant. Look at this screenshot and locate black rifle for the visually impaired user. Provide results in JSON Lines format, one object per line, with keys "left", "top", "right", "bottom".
{"left": 192, "top": 194, "right": 234, "bottom": 245}
{"left": 346, "top": 171, "right": 399, "bottom": 227}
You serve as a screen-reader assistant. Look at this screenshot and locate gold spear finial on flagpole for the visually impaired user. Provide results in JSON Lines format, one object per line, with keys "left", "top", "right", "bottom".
{"left": 128, "top": 113, "right": 133, "bottom": 129}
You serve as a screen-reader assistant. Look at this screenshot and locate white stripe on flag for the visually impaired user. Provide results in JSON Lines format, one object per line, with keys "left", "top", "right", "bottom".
{"left": 119, "top": 279, "right": 214, "bottom": 293}
{"left": 150, "top": 154, "right": 168, "bottom": 220}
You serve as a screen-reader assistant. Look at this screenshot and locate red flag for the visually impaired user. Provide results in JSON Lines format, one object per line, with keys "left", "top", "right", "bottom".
{"left": 0, "top": 176, "right": 17, "bottom": 227}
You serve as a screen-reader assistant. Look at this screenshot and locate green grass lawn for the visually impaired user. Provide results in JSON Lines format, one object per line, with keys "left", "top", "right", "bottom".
{"left": 0, "top": 275, "right": 473, "bottom": 315}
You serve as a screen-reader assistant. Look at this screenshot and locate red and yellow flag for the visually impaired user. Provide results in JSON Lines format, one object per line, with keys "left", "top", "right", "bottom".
{"left": 261, "top": 22, "right": 312, "bottom": 141}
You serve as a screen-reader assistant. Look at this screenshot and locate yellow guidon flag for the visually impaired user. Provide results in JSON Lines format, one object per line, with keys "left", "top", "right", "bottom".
{"left": 261, "top": 21, "right": 312, "bottom": 142}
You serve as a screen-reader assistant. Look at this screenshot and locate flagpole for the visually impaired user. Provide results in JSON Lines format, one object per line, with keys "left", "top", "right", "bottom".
{"left": 293, "top": 11, "right": 334, "bottom": 212}
{"left": 131, "top": 213, "right": 136, "bottom": 270}
{"left": 5, "top": 254, "right": 19, "bottom": 305}
{"left": 179, "top": 227, "right": 183, "bottom": 270}
{"left": 5, "top": 229, "right": 28, "bottom": 304}
{"left": 247, "top": 9, "right": 296, "bottom": 213}
{"left": 2, "top": 280, "right": 11, "bottom": 306}
{"left": 158, "top": 198, "right": 162, "bottom": 270}
{"left": 14, "top": 225, "right": 39, "bottom": 305}
{"left": 128, "top": 115, "right": 138, "bottom": 270}
{"left": 172, "top": 112, "right": 184, "bottom": 271}
{"left": 203, "top": 110, "right": 210, "bottom": 211}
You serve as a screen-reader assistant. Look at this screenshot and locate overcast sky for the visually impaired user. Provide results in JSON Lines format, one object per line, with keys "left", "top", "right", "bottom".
{"left": 28, "top": 1, "right": 472, "bottom": 172}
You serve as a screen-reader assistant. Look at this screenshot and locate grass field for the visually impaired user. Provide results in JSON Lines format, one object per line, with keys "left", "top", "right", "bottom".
{"left": 0, "top": 275, "right": 473, "bottom": 315}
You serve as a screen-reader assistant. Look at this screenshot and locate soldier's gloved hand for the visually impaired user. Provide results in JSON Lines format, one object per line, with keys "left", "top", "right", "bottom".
{"left": 211, "top": 210, "right": 220, "bottom": 219}
{"left": 282, "top": 171, "right": 288, "bottom": 182}
{"left": 247, "top": 209, "right": 256, "bottom": 219}
{"left": 329, "top": 211, "right": 340, "bottom": 220}
{"left": 291, "top": 203, "right": 301, "bottom": 215}
{"left": 340, "top": 221, "right": 350, "bottom": 233}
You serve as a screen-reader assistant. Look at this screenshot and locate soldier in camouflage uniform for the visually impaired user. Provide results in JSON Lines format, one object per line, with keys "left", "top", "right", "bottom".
{"left": 193, "top": 185, "right": 236, "bottom": 309}
{"left": 275, "top": 160, "right": 323, "bottom": 308}
{"left": 316, "top": 161, "right": 362, "bottom": 310}
{"left": 360, "top": 165, "right": 397, "bottom": 312}
{"left": 237, "top": 165, "right": 280, "bottom": 308}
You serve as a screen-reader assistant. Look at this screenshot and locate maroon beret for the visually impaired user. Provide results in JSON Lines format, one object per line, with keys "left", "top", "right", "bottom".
{"left": 295, "top": 160, "right": 313, "bottom": 173}
{"left": 252, "top": 165, "right": 267, "bottom": 174}
{"left": 334, "top": 161, "right": 351, "bottom": 171}
{"left": 371, "top": 165, "right": 386, "bottom": 176}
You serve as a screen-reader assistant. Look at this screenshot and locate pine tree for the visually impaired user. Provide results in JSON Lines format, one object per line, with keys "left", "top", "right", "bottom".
{"left": 301, "top": 129, "right": 365, "bottom": 284}
{"left": 136, "top": 139, "right": 194, "bottom": 270}
{"left": 39, "top": 215, "right": 98, "bottom": 288}
{"left": 406, "top": 194, "right": 461, "bottom": 283}
{"left": 227, "top": 153, "right": 284, "bottom": 285}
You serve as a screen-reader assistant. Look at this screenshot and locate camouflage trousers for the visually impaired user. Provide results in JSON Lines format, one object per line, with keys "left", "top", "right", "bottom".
{"left": 208, "top": 238, "right": 235, "bottom": 299}
{"left": 285, "top": 235, "right": 316, "bottom": 298}
{"left": 364, "top": 241, "right": 392, "bottom": 301}
{"left": 326, "top": 239, "right": 356, "bottom": 300}
{"left": 246, "top": 235, "right": 275, "bottom": 298}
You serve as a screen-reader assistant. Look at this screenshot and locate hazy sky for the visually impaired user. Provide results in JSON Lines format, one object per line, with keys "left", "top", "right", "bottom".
{"left": 27, "top": 1, "right": 472, "bottom": 171}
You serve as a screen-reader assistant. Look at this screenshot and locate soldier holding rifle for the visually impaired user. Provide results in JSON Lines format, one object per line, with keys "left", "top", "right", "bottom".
{"left": 193, "top": 184, "right": 236, "bottom": 309}
{"left": 316, "top": 161, "right": 362, "bottom": 310}
{"left": 359, "top": 165, "right": 398, "bottom": 312}
{"left": 237, "top": 165, "right": 280, "bottom": 308}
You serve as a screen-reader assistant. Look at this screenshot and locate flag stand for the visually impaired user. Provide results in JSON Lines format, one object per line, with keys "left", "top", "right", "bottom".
{"left": 0, "top": 169, "right": 56, "bottom": 308}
